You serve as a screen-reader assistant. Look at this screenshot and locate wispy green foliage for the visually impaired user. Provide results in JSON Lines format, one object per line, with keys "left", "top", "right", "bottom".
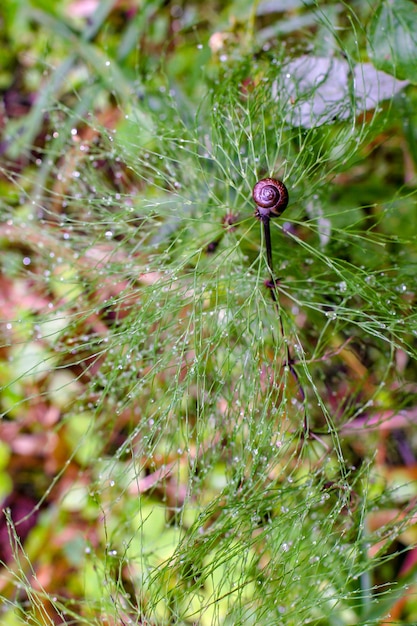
{"left": 1, "top": 1, "right": 417, "bottom": 624}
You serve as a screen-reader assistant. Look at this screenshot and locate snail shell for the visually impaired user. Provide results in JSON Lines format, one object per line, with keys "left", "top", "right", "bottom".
{"left": 252, "top": 178, "right": 289, "bottom": 218}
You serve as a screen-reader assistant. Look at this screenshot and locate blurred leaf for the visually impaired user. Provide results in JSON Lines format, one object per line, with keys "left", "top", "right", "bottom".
{"left": 9, "top": 341, "right": 57, "bottom": 382}
{"left": 61, "top": 481, "right": 90, "bottom": 513}
{"left": 64, "top": 412, "right": 104, "bottom": 466}
{"left": 400, "top": 86, "right": 417, "bottom": 168}
{"left": 49, "top": 263, "right": 84, "bottom": 301}
{"left": 257, "top": 0, "right": 316, "bottom": 13}
{"left": 0, "top": 441, "right": 11, "bottom": 470}
{"left": 47, "top": 371, "right": 82, "bottom": 409}
{"left": 282, "top": 55, "right": 408, "bottom": 127}
{"left": 368, "top": 0, "right": 417, "bottom": 82}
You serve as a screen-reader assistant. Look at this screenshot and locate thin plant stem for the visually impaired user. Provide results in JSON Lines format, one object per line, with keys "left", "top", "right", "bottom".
{"left": 260, "top": 214, "right": 309, "bottom": 435}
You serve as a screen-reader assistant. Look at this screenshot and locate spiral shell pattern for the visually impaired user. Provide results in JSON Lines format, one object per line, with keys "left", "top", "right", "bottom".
{"left": 252, "top": 178, "right": 289, "bottom": 218}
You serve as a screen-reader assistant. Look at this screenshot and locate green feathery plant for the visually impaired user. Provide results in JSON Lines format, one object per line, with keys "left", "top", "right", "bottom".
{"left": 1, "top": 1, "right": 417, "bottom": 624}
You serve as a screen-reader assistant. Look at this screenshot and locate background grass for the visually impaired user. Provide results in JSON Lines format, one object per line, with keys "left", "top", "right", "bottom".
{"left": 1, "top": 0, "right": 417, "bottom": 624}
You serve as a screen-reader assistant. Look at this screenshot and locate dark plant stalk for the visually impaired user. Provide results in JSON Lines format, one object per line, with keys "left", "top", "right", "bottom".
{"left": 253, "top": 178, "right": 309, "bottom": 433}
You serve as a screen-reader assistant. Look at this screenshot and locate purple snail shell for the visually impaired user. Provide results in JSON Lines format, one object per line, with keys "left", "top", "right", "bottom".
{"left": 252, "top": 178, "right": 289, "bottom": 218}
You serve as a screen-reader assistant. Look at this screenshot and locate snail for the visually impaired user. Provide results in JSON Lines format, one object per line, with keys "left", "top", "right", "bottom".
{"left": 252, "top": 177, "right": 289, "bottom": 277}
{"left": 252, "top": 178, "right": 289, "bottom": 219}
